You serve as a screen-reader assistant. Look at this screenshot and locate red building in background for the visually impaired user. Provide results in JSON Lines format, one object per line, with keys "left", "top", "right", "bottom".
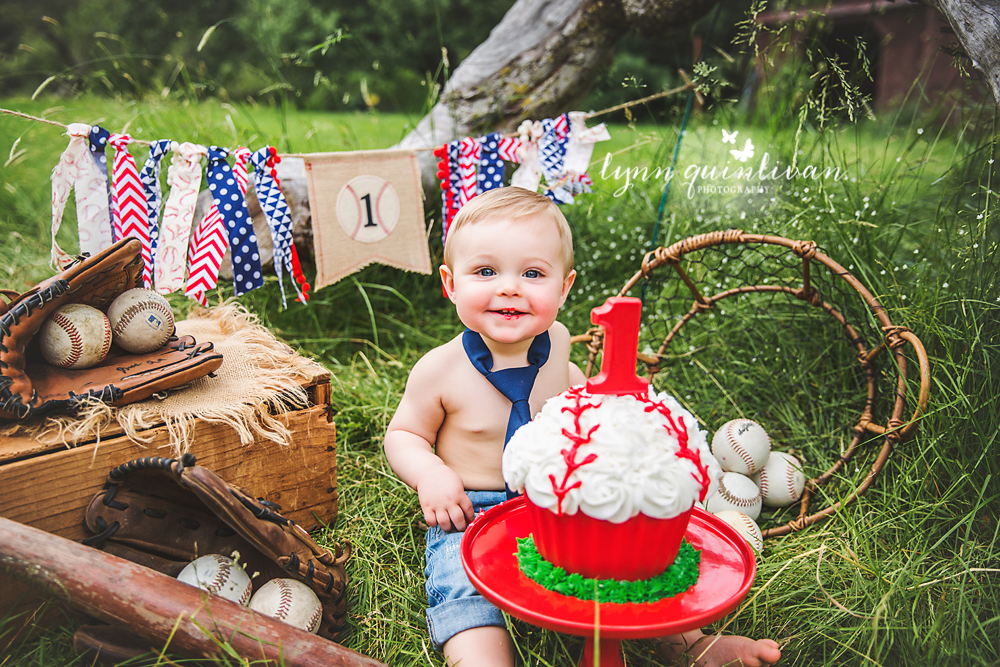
{"left": 757, "top": 0, "right": 980, "bottom": 114}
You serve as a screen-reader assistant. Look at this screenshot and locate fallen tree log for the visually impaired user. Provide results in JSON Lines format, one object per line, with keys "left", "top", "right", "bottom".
{"left": 247, "top": 0, "right": 714, "bottom": 255}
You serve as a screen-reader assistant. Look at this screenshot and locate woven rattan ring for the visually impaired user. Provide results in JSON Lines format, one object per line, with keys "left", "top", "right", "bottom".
{"left": 572, "top": 231, "right": 930, "bottom": 539}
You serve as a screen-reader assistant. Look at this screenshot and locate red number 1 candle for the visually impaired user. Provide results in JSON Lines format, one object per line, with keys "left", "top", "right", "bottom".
{"left": 586, "top": 297, "right": 649, "bottom": 396}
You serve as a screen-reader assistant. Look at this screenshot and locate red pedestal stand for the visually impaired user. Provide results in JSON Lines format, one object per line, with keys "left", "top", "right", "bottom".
{"left": 461, "top": 497, "right": 756, "bottom": 667}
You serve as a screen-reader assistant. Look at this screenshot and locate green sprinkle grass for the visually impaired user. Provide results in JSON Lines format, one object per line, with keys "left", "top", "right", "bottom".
{"left": 516, "top": 535, "right": 701, "bottom": 604}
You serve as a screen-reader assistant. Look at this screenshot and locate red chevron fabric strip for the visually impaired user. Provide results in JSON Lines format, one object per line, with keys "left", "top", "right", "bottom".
{"left": 185, "top": 203, "right": 225, "bottom": 305}
{"left": 185, "top": 147, "right": 252, "bottom": 304}
{"left": 497, "top": 136, "right": 523, "bottom": 163}
{"left": 457, "top": 137, "right": 480, "bottom": 208}
{"left": 110, "top": 133, "right": 153, "bottom": 288}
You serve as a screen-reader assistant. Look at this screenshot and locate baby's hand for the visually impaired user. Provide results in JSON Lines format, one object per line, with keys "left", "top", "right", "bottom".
{"left": 416, "top": 465, "right": 475, "bottom": 532}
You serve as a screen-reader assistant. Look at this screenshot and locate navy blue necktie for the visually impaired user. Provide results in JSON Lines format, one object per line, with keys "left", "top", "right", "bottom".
{"left": 463, "top": 329, "right": 550, "bottom": 499}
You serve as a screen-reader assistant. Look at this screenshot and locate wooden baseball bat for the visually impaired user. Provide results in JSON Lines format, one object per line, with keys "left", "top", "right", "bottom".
{"left": 0, "top": 517, "right": 384, "bottom": 667}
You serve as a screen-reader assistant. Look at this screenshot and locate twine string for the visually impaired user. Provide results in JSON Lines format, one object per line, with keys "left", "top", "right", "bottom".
{"left": 1, "top": 77, "right": 697, "bottom": 153}
{"left": 0, "top": 107, "right": 153, "bottom": 146}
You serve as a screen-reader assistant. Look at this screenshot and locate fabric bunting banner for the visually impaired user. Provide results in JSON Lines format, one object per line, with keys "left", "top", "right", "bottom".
{"left": 50, "top": 123, "right": 113, "bottom": 269}
{"left": 457, "top": 137, "right": 478, "bottom": 209}
{"left": 478, "top": 133, "right": 505, "bottom": 194}
{"left": 139, "top": 139, "right": 173, "bottom": 275}
{"left": 302, "top": 149, "right": 430, "bottom": 290}
{"left": 564, "top": 111, "right": 610, "bottom": 175}
{"left": 88, "top": 125, "right": 113, "bottom": 225}
{"left": 110, "top": 133, "right": 153, "bottom": 287}
{"left": 250, "top": 146, "right": 301, "bottom": 307}
{"left": 185, "top": 186, "right": 227, "bottom": 305}
{"left": 438, "top": 112, "right": 610, "bottom": 233}
{"left": 509, "top": 119, "right": 543, "bottom": 194}
{"left": 537, "top": 115, "right": 572, "bottom": 203}
{"left": 206, "top": 146, "right": 263, "bottom": 296}
{"left": 42, "top": 109, "right": 607, "bottom": 305}
{"left": 160, "top": 142, "right": 206, "bottom": 294}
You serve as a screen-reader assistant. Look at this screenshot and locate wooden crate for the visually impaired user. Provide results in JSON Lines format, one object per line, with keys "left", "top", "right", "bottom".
{"left": 0, "top": 366, "right": 338, "bottom": 631}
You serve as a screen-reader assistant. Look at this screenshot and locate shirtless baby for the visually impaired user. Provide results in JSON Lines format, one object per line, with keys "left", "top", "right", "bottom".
{"left": 384, "top": 187, "right": 780, "bottom": 667}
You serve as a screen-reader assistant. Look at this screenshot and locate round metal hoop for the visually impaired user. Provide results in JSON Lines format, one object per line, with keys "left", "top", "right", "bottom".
{"left": 575, "top": 230, "right": 930, "bottom": 538}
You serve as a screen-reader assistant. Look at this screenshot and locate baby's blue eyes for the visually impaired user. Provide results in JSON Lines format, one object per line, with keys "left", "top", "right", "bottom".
{"left": 474, "top": 268, "right": 543, "bottom": 278}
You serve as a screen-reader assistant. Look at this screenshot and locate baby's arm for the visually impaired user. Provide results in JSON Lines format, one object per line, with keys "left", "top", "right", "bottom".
{"left": 384, "top": 350, "right": 475, "bottom": 532}
{"left": 569, "top": 361, "right": 586, "bottom": 387}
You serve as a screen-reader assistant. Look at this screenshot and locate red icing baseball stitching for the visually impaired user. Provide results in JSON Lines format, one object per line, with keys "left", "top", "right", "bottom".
{"left": 275, "top": 579, "right": 292, "bottom": 621}
{"left": 641, "top": 394, "right": 712, "bottom": 501}
{"left": 548, "top": 386, "right": 599, "bottom": 515}
{"left": 50, "top": 312, "right": 82, "bottom": 368}
{"left": 726, "top": 421, "right": 758, "bottom": 473}
{"left": 546, "top": 389, "right": 715, "bottom": 512}
{"left": 113, "top": 299, "right": 172, "bottom": 338}
{"left": 718, "top": 476, "right": 760, "bottom": 508}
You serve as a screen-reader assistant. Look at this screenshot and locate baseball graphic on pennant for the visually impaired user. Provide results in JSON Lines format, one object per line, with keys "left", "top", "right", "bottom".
{"left": 336, "top": 174, "right": 400, "bottom": 243}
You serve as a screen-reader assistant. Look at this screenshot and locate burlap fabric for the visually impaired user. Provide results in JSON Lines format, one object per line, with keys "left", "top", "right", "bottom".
{"left": 302, "top": 149, "right": 430, "bottom": 289}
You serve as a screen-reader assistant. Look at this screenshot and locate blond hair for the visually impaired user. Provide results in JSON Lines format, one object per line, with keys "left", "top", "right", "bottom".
{"left": 443, "top": 187, "right": 574, "bottom": 275}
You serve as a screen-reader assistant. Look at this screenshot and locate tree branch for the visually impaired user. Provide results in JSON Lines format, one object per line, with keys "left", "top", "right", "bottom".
{"left": 929, "top": 0, "right": 1000, "bottom": 107}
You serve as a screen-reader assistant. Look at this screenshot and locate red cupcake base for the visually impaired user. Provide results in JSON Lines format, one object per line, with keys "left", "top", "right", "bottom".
{"left": 525, "top": 498, "right": 693, "bottom": 580}
{"left": 461, "top": 497, "right": 756, "bottom": 667}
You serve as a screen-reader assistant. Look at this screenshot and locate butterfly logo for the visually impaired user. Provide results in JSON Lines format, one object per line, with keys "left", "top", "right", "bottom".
{"left": 722, "top": 129, "right": 738, "bottom": 144}
{"left": 730, "top": 139, "right": 755, "bottom": 162}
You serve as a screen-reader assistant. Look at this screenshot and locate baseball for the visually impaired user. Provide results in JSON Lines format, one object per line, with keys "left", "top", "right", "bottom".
{"left": 712, "top": 418, "right": 772, "bottom": 476}
{"left": 336, "top": 174, "right": 401, "bottom": 243}
{"left": 752, "top": 451, "right": 807, "bottom": 507}
{"left": 106, "top": 288, "right": 174, "bottom": 353}
{"left": 249, "top": 578, "right": 323, "bottom": 634}
{"left": 706, "top": 472, "right": 763, "bottom": 520}
{"left": 713, "top": 510, "right": 764, "bottom": 554}
{"left": 177, "top": 554, "right": 253, "bottom": 606}
{"left": 38, "top": 304, "right": 112, "bottom": 369}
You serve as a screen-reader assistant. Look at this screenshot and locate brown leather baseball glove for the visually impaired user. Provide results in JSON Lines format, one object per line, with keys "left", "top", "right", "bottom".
{"left": 80, "top": 454, "right": 351, "bottom": 643}
{"left": 0, "top": 239, "right": 223, "bottom": 419}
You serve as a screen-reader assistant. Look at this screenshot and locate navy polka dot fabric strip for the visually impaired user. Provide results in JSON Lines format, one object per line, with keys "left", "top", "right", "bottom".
{"left": 478, "top": 132, "right": 504, "bottom": 194}
{"left": 206, "top": 146, "right": 263, "bottom": 295}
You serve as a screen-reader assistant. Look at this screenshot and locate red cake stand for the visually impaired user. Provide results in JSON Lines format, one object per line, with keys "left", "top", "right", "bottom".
{"left": 462, "top": 497, "right": 756, "bottom": 667}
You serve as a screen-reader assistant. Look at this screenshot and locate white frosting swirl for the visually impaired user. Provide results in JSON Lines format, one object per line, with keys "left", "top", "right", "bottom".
{"left": 503, "top": 387, "right": 721, "bottom": 523}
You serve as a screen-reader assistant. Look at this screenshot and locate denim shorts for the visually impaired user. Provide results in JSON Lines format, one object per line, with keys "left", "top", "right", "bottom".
{"left": 424, "top": 490, "right": 508, "bottom": 647}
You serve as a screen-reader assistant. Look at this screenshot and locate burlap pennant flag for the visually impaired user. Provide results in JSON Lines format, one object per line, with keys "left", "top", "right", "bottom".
{"left": 303, "top": 149, "right": 429, "bottom": 290}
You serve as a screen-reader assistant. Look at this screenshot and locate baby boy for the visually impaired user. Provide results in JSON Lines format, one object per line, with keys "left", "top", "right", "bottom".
{"left": 384, "top": 187, "right": 780, "bottom": 667}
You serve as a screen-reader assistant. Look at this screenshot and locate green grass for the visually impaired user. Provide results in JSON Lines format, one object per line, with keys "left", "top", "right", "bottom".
{"left": 1, "top": 92, "right": 998, "bottom": 667}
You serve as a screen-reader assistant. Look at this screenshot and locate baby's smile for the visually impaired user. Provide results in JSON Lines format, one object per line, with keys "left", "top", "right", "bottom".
{"left": 491, "top": 308, "right": 527, "bottom": 319}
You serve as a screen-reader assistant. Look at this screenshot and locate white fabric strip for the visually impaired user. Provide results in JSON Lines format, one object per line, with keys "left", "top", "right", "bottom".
{"left": 49, "top": 123, "right": 113, "bottom": 268}
{"left": 156, "top": 142, "right": 206, "bottom": 294}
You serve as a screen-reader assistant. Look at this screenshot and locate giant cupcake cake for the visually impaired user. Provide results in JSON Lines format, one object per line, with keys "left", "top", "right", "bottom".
{"left": 502, "top": 385, "right": 722, "bottom": 603}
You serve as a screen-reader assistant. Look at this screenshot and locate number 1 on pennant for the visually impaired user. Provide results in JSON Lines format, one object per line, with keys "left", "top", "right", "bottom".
{"left": 361, "top": 193, "right": 376, "bottom": 228}
{"left": 586, "top": 297, "right": 649, "bottom": 396}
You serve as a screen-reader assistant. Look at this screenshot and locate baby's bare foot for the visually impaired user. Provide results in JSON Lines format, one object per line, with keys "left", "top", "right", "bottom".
{"left": 654, "top": 631, "right": 781, "bottom": 667}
